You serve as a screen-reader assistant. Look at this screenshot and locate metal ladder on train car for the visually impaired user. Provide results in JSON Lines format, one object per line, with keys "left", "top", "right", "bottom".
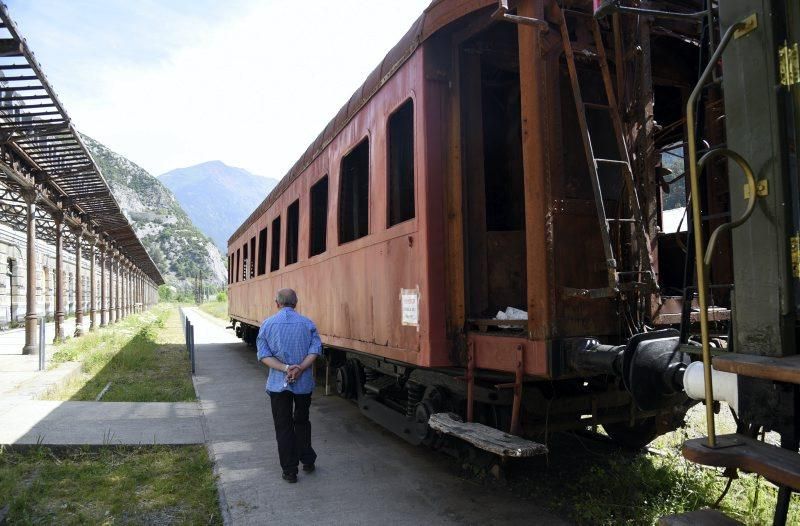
{"left": 555, "top": 6, "right": 656, "bottom": 299}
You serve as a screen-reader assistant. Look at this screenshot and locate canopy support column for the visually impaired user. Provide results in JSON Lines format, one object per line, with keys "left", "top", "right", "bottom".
{"left": 73, "top": 228, "right": 83, "bottom": 337}
{"left": 120, "top": 260, "right": 126, "bottom": 320}
{"left": 115, "top": 255, "right": 121, "bottom": 321}
{"left": 53, "top": 213, "right": 64, "bottom": 343}
{"left": 99, "top": 243, "right": 107, "bottom": 328}
{"left": 22, "top": 189, "right": 37, "bottom": 355}
{"left": 89, "top": 237, "right": 96, "bottom": 331}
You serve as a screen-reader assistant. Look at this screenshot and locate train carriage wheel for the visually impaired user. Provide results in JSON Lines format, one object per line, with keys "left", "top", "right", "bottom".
{"left": 335, "top": 362, "right": 357, "bottom": 399}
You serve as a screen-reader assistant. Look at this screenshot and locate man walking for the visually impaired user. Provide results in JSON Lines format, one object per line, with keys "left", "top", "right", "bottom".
{"left": 256, "top": 288, "right": 321, "bottom": 483}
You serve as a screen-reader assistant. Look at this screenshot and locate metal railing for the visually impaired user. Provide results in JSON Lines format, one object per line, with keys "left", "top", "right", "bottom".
{"left": 180, "top": 308, "right": 196, "bottom": 375}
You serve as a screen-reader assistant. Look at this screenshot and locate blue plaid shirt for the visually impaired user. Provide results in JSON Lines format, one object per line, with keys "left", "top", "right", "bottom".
{"left": 256, "top": 307, "right": 322, "bottom": 394}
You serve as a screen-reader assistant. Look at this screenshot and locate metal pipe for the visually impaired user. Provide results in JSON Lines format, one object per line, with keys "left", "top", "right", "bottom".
{"left": 566, "top": 338, "right": 625, "bottom": 375}
{"left": 686, "top": 21, "right": 745, "bottom": 448}
{"left": 595, "top": 1, "right": 709, "bottom": 22}
{"left": 491, "top": 0, "right": 549, "bottom": 30}
{"left": 697, "top": 148, "right": 757, "bottom": 267}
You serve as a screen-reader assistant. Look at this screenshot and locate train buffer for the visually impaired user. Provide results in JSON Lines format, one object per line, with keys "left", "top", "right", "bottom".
{"left": 428, "top": 412, "right": 547, "bottom": 458}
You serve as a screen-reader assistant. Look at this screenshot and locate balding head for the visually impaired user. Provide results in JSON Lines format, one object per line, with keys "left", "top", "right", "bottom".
{"left": 275, "top": 288, "right": 298, "bottom": 308}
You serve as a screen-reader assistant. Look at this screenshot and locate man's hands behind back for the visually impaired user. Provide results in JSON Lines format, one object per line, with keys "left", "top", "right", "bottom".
{"left": 286, "top": 365, "right": 302, "bottom": 383}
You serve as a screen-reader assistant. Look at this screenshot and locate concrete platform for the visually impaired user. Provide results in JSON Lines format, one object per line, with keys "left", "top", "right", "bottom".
{"left": 0, "top": 314, "right": 206, "bottom": 447}
{"left": 0, "top": 400, "right": 205, "bottom": 445}
{"left": 185, "top": 308, "right": 568, "bottom": 526}
{"left": 0, "top": 316, "right": 81, "bottom": 398}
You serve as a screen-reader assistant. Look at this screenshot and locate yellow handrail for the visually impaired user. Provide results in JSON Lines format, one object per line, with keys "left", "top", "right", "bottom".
{"left": 686, "top": 20, "right": 746, "bottom": 448}
{"left": 698, "top": 148, "right": 757, "bottom": 268}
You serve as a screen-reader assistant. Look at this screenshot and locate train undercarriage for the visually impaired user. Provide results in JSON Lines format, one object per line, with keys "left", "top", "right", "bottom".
{"left": 234, "top": 317, "right": 693, "bottom": 452}
{"left": 328, "top": 346, "right": 690, "bottom": 450}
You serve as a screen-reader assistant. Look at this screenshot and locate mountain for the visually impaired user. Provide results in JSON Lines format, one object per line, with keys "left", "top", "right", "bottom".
{"left": 159, "top": 161, "right": 278, "bottom": 251}
{"left": 82, "top": 135, "right": 227, "bottom": 288}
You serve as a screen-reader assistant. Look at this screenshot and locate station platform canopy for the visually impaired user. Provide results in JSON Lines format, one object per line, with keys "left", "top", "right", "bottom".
{"left": 0, "top": 4, "right": 163, "bottom": 285}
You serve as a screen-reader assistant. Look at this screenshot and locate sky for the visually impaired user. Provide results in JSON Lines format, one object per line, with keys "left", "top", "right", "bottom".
{"left": 4, "top": 0, "right": 432, "bottom": 178}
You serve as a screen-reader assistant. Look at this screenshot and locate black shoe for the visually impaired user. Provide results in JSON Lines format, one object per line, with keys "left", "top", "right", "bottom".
{"left": 282, "top": 472, "right": 298, "bottom": 483}
{"left": 302, "top": 463, "right": 315, "bottom": 473}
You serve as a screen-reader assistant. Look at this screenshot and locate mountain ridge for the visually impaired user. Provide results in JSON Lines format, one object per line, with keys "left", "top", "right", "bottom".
{"left": 159, "top": 161, "right": 278, "bottom": 251}
{"left": 82, "top": 135, "right": 227, "bottom": 288}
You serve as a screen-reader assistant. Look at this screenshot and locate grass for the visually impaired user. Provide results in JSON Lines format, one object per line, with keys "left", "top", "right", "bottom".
{"left": 198, "top": 301, "right": 227, "bottom": 321}
{"left": 0, "top": 445, "right": 220, "bottom": 525}
{"left": 499, "top": 405, "right": 799, "bottom": 525}
{"left": 44, "top": 304, "right": 195, "bottom": 402}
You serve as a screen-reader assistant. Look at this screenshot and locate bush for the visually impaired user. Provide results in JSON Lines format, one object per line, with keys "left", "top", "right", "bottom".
{"left": 158, "top": 284, "right": 173, "bottom": 301}
{"left": 215, "top": 291, "right": 227, "bottom": 302}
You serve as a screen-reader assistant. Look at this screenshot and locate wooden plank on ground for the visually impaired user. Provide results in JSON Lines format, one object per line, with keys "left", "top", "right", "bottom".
{"left": 429, "top": 412, "right": 547, "bottom": 457}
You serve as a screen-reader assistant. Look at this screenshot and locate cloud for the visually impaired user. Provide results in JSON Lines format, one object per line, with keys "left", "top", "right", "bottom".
{"left": 8, "top": 0, "right": 432, "bottom": 177}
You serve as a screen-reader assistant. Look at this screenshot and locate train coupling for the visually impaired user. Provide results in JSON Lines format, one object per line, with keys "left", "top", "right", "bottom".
{"left": 563, "top": 329, "right": 691, "bottom": 411}
{"left": 564, "top": 329, "right": 741, "bottom": 415}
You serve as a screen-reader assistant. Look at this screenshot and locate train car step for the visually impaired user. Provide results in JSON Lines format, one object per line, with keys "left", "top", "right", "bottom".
{"left": 428, "top": 413, "right": 547, "bottom": 458}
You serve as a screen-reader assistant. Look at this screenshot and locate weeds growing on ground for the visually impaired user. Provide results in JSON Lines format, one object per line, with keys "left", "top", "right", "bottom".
{"left": 0, "top": 445, "right": 220, "bottom": 525}
{"left": 198, "top": 300, "right": 227, "bottom": 322}
{"left": 499, "top": 405, "right": 799, "bottom": 525}
{"left": 45, "top": 304, "right": 195, "bottom": 402}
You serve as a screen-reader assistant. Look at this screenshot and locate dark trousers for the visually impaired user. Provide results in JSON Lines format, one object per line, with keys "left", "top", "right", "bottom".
{"left": 269, "top": 390, "right": 317, "bottom": 475}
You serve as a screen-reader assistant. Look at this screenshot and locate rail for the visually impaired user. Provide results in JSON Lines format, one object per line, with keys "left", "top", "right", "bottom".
{"left": 179, "top": 308, "right": 196, "bottom": 375}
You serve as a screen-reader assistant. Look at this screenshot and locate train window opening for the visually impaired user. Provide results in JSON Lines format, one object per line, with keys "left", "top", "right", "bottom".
{"left": 271, "top": 216, "right": 281, "bottom": 272}
{"left": 257, "top": 227, "right": 268, "bottom": 276}
{"left": 286, "top": 200, "right": 300, "bottom": 265}
{"left": 249, "top": 236, "right": 256, "bottom": 278}
{"left": 235, "top": 248, "right": 240, "bottom": 282}
{"left": 459, "top": 23, "right": 527, "bottom": 323}
{"left": 339, "top": 139, "right": 370, "bottom": 244}
{"left": 242, "top": 243, "right": 249, "bottom": 281}
{"left": 227, "top": 255, "right": 232, "bottom": 284}
{"left": 309, "top": 176, "right": 328, "bottom": 256}
{"left": 388, "top": 99, "right": 415, "bottom": 226}
{"left": 659, "top": 144, "right": 687, "bottom": 234}
{"left": 650, "top": 83, "right": 692, "bottom": 297}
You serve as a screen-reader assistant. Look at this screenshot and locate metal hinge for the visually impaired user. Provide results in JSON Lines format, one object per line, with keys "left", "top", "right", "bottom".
{"left": 779, "top": 41, "right": 800, "bottom": 87}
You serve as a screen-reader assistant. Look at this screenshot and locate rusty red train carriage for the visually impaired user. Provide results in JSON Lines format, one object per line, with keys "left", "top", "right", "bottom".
{"left": 228, "top": 0, "right": 705, "bottom": 447}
